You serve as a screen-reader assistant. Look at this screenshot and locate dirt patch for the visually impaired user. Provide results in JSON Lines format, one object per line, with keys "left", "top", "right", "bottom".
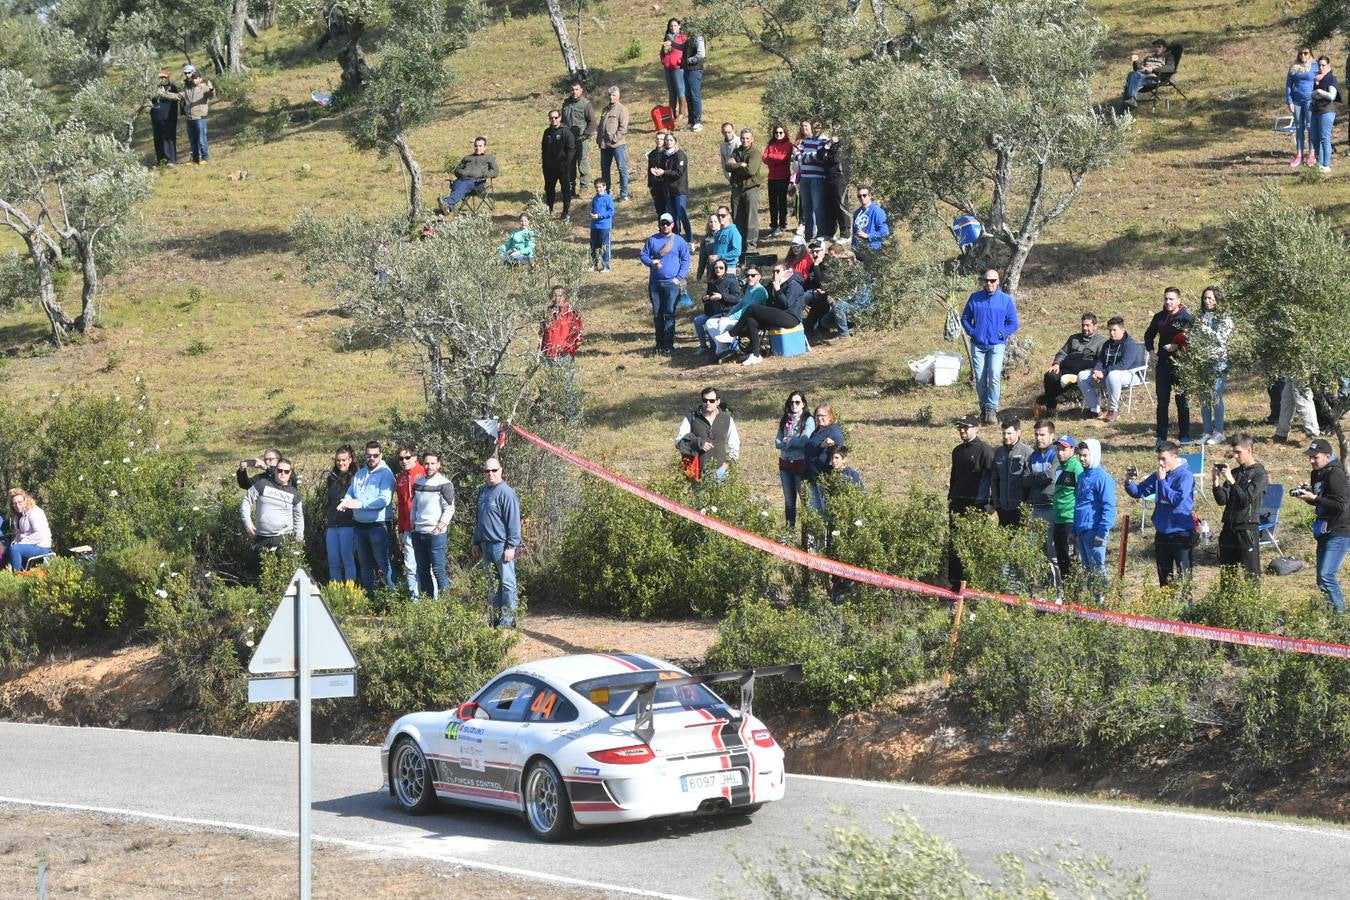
{"left": 0, "top": 805, "right": 608, "bottom": 898}
{"left": 0, "top": 645, "right": 185, "bottom": 730}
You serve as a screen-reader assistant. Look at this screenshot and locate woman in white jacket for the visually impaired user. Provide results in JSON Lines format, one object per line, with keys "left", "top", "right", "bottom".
{"left": 1197, "top": 286, "right": 1233, "bottom": 445}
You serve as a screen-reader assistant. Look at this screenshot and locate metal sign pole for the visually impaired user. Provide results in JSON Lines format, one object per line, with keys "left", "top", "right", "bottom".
{"left": 296, "top": 570, "right": 312, "bottom": 900}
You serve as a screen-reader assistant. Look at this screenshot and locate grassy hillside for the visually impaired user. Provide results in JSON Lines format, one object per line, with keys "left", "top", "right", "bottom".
{"left": 2, "top": 0, "right": 1345, "bottom": 598}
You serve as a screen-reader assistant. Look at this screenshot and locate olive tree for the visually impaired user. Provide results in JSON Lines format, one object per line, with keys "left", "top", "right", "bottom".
{"left": 763, "top": 0, "right": 1130, "bottom": 294}
{"left": 293, "top": 204, "right": 589, "bottom": 529}
{"left": 1210, "top": 185, "right": 1350, "bottom": 458}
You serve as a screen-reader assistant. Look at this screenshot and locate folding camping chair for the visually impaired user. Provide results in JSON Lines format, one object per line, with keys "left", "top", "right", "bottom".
{"left": 1258, "top": 484, "right": 1285, "bottom": 556}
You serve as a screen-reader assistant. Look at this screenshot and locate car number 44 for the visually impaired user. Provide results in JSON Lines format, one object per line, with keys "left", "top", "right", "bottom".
{"left": 681, "top": 770, "right": 745, "bottom": 792}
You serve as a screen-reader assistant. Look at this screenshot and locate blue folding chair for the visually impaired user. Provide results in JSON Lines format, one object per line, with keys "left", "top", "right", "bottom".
{"left": 1258, "top": 484, "right": 1285, "bottom": 556}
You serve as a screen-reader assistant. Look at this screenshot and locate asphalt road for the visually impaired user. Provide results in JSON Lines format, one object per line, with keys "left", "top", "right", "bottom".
{"left": 1, "top": 722, "right": 1346, "bottom": 899}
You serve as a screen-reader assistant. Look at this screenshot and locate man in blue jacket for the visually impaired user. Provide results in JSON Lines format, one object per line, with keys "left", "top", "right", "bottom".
{"left": 639, "top": 213, "right": 691, "bottom": 355}
{"left": 1125, "top": 440, "right": 1196, "bottom": 587}
{"left": 1073, "top": 438, "right": 1116, "bottom": 599}
{"left": 1080, "top": 316, "right": 1145, "bottom": 421}
{"left": 961, "top": 268, "right": 1020, "bottom": 424}
{"left": 851, "top": 187, "right": 890, "bottom": 253}
{"left": 338, "top": 441, "right": 397, "bottom": 596}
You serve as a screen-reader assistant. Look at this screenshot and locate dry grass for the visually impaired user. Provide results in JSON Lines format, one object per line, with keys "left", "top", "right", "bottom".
{"left": 1, "top": 0, "right": 1344, "bottom": 600}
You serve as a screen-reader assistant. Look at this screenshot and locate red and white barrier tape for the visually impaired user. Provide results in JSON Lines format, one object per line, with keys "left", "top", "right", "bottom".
{"left": 509, "top": 424, "right": 1350, "bottom": 660}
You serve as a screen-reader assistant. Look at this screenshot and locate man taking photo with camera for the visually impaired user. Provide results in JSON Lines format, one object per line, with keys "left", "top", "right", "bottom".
{"left": 1292, "top": 438, "right": 1350, "bottom": 613}
{"left": 1212, "top": 434, "right": 1268, "bottom": 578}
{"left": 1124, "top": 440, "right": 1197, "bottom": 587}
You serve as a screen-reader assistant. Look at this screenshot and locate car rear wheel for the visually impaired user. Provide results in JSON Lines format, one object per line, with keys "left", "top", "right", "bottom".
{"left": 523, "top": 758, "right": 573, "bottom": 841}
{"left": 390, "top": 737, "right": 437, "bottom": 814}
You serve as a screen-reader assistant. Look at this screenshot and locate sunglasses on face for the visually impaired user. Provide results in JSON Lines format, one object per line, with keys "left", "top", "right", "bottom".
{"left": 703, "top": 397, "right": 719, "bottom": 404}
{"left": 983, "top": 277, "right": 999, "bottom": 283}
{"left": 483, "top": 467, "right": 500, "bottom": 473}
{"left": 277, "top": 468, "right": 293, "bottom": 475}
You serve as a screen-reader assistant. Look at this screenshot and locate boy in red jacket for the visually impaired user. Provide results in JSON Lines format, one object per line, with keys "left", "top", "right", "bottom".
{"left": 541, "top": 286, "right": 584, "bottom": 357}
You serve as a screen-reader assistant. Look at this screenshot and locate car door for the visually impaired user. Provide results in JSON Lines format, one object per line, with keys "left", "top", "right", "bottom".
{"left": 443, "top": 675, "right": 536, "bottom": 806}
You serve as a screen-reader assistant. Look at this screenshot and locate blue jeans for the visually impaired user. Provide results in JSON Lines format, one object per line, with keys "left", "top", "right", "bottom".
{"left": 1314, "top": 111, "right": 1336, "bottom": 167}
{"left": 185, "top": 117, "right": 208, "bottom": 161}
{"left": 1076, "top": 532, "right": 1109, "bottom": 594}
{"left": 600, "top": 146, "right": 629, "bottom": 198}
{"left": 400, "top": 532, "right": 419, "bottom": 595}
{"left": 1123, "top": 71, "right": 1156, "bottom": 102}
{"left": 353, "top": 522, "right": 394, "bottom": 596}
{"left": 780, "top": 467, "right": 805, "bottom": 528}
{"left": 482, "top": 542, "right": 518, "bottom": 626}
{"left": 1201, "top": 377, "right": 1226, "bottom": 434}
{"left": 667, "top": 193, "right": 692, "bottom": 241}
{"left": 443, "top": 177, "right": 485, "bottom": 208}
{"left": 8, "top": 543, "right": 51, "bottom": 571}
{"left": 325, "top": 526, "right": 357, "bottom": 583}
{"left": 799, "top": 177, "right": 826, "bottom": 240}
{"left": 649, "top": 280, "right": 680, "bottom": 351}
{"left": 663, "top": 67, "right": 685, "bottom": 109}
{"left": 825, "top": 299, "right": 853, "bottom": 336}
{"left": 684, "top": 68, "right": 703, "bottom": 124}
{"left": 970, "top": 343, "right": 1006, "bottom": 411}
{"left": 1292, "top": 99, "right": 1313, "bottom": 154}
{"left": 694, "top": 313, "right": 710, "bottom": 349}
{"left": 412, "top": 530, "right": 449, "bottom": 598}
{"left": 589, "top": 227, "right": 611, "bottom": 269}
{"left": 1316, "top": 535, "right": 1350, "bottom": 613}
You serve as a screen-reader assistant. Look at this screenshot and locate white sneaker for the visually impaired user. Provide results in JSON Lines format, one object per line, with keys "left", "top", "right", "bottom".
{"left": 740, "top": 353, "right": 763, "bottom": 366}
{"left": 1199, "top": 432, "right": 1211, "bottom": 445}
{"left": 1207, "top": 431, "right": 1223, "bottom": 445}
{"left": 1320, "top": 165, "right": 1332, "bottom": 173}
{"left": 691, "top": 122, "right": 703, "bottom": 132}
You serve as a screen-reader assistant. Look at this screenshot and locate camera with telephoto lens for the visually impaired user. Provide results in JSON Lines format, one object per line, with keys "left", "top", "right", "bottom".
{"left": 1125, "top": 465, "right": 1139, "bottom": 480}
{"left": 1296, "top": 483, "right": 1313, "bottom": 496}
{"left": 1213, "top": 462, "right": 1228, "bottom": 471}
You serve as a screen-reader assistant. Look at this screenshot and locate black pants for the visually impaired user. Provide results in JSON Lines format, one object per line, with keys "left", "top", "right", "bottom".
{"left": 996, "top": 507, "right": 1022, "bottom": 528}
{"left": 768, "top": 179, "right": 789, "bottom": 229}
{"left": 803, "top": 291, "right": 830, "bottom": 331}
{"left": 948, "top": 506, "right": 973, "bottom": 587}
{"left": 1154, "top": 531, "right": 1195, "bottom": 586}
{"left": 824, "top": 175, "right": 849, "bottom": 239}
{"left": 1051, "top": 522, "right": 1074, "bottom": 584}
{"left": 735, "top": 305, "right": 798, "bottom": 356}
{"left": 1267, "top": 378, "right": 1285, "bottom": 423}
{"left": 732, "top": 185, "right": 760, "bottom": 254}
{"left": 152, "top": 117, "right": 178, "bottom": 163}
{"left": 1218, "top": 527, "right": 1261, "bottom": 577}
{"left": 1155, "top": 360, "right": 1191, "bottom": 442}
{"left": 1040, "top": 370, "right": 1081, "bottom": 409}
{"left": 543, "top": 169, "right": 572, "bottom": 215}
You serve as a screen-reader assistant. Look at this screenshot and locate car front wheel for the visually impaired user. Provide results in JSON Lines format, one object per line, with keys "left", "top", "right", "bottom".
{"left": 522, "top": 758, "right": 573, "bottom": 841}
{"left": 390, "top": 737, "right": 437, "bottom": 814}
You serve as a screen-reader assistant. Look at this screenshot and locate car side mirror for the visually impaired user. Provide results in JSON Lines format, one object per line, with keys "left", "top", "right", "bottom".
{"left": 456, "top": 701, "right": 481, "bottom": 720}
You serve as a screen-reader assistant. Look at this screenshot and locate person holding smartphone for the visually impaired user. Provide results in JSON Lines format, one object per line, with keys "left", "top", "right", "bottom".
{"left": 1293, "top": 438, "right": 1350, "bottom": 612}
{"left": 1211, "top": 434, "right": 1268, "bottom": 577}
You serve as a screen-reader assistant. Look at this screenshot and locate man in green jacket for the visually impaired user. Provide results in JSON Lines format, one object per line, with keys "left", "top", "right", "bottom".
{"left": 725, "top": 127, "right": 763, "bottom": 254}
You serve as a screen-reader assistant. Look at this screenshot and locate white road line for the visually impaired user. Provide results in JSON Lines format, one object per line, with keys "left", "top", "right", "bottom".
{"left": 0, "top": 797, "right": 704, "bottom": 900}
{"left": 788, "top": 773, "right": 1350, "bottom": 840}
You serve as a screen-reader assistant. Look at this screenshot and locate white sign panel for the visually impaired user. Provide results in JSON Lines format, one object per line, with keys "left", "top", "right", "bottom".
{"left": 248, "top": 673, "right": 357, "bottom": 702}
{"left": 248, "top": 571, "right": 357, "bottom": 675}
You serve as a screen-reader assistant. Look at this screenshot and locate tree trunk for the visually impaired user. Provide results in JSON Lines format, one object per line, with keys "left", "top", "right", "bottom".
{"left": 20, "top": 232, "right": 72, "bottom": 347}
{"left": 209, "top": 35, "right": 228, "bottom": 75}
{"left": 336, "top": 25, "right": 370, "bottom": 94}
{"left": 226, "top": 0, "right": 249, "bottom": 73}
{"left": 392, "top": 132, "right": 422, "bottom": 232}
{"left": 259, "top": 0, "right": 276, "bottom": 29}
{"left": 74, "top": 236, "right": 100, "bottom": 333}
{"left": 545, "top": 0, "right": 585, "bottom": 80}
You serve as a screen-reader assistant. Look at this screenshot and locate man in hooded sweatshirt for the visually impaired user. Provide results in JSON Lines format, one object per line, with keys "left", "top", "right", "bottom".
{"left": 1073, "top": 438, "right": 1116, "bottom": 598}
{"left": 339, "top": 441, "right": 397, "bottom": 596}
{"left": 241, "top": 457, "right": 303, "bottom": 551}
{"left": 1125, "top": 440, "right": 1197, "bottom": 586}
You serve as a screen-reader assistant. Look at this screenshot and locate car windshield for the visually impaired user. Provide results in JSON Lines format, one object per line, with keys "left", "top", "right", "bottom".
{"left": 571, "top": 672, "right": 726, "bottom": 717}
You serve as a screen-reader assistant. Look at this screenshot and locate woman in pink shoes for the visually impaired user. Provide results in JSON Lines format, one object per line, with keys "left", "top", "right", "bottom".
{"left": 1287, "top": 47, "right": 1317, "bottom": 168}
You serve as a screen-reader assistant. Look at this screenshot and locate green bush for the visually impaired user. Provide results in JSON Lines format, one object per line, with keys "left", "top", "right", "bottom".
{"left": 0, "top": 572, "right": 35, "bottom": 670}
{"left": 22, "top": 556, "right": 101, "bottom": 640}
{"left": 90, "top": 538, "right": 191, "bottom": 631}
{"left": 802, "top": 483, "right": 947, "bottom": 584}
{"left": 321, "top": 579, "right": 371, "bottom": 620}
{"left": 950, "top": 507, "right": 1051, "bottom": 595}
{"left": 359, "top": 580, "right": 516, "bottom": 714}
{"left": 546, "top": 472, "right": 784, "bottom": 618}
{"left": 1184, "top": 568, "right": 1280, "bottom": 633}
{"left": 704, "top": 594, "right": 950, "bottom": 715}
{"left": 954, "top": 599, "right": 1223, "bottom": 756}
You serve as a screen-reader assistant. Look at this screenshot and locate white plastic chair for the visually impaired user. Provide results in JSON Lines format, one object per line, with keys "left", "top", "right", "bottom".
{"left": 1122, "top": 349, "right": 1154, "bottom": 415}
{"left": 1270, "top": 114, "right": 1297, "bottom": 156}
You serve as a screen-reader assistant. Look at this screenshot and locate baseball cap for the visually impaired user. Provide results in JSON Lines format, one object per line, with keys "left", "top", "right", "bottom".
{"left": 182, "top": 64, "right": 196, "bottom": 74}
{"left": 1307, "top": 438, "right": 1333, "bottom": 456}
{"left": 658, "top": 213, "right": 674, "bottom": 224}
{"left": 954, "top": 415, "right": 979, "bottom": 427}
{"left": 791, "top": 235, "right": 806, "bottom": 246}
{"left": 1055, "top": 435, "right": 1077, "bottom": 448}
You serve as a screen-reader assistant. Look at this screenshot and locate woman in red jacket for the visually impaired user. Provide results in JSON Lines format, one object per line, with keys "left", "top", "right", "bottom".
{"left": 762, "top": 123, "right": 793, "bottom": 236}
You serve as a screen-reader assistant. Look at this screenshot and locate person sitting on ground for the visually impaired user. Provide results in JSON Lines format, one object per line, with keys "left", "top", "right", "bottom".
{"left": 498, "top": 213, "right": 535, "bottom": 265}
{"left": 240, "top": 458, "right": 304, "bottom": 551}
{"left": 827, "top": 445, "right": 863, "bottom": 490}
{"left": 1038, "top": 313, "right": 1106, "bottom": 416}
{"left": 804, "top": 242, "right": 868, "bottom": 338}
{"left": 6, "top": 489, "right": 52, "bottom": 571}
{"left": 541, "top": 285, "right": 584, "bottom": 358}
{"left": 1121, "top": 38, "right": 1176, "bottom": 110}
{"left": 703, "top": 266, "right": 769, "bottom": 361}
{"left": 733, "top": 263, "right": 805, "bottom": 366}
{"left": 236, "top": 448, "right": 281, "bottom": 489}
{"left": 442, "top": 136, "right": 500, "bottom": 210}
{"left": 785, "top": 235, "right": 814, "bottom": 281}
{"left": 1079, "top": 315, "right": 1144, "bottom": 422}
{"left": 708, "top": 206, "right": 742, "bottom": 274}
{"left": 694, "top": 258, "right": 742, "bottom": 352}
{"left": 851, "top": 187, "right": 890, "bottom": 253}
{"left": 674, "top": 387, "right": 740, "bottom": 482}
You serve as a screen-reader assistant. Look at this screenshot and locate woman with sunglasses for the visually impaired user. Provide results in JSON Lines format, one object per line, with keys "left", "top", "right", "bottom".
{"left": 695, "top": 258, "right": 742, "bottom": 352}
{"left": 762, "top": 124, "right": 793, "bottom": 235}
{"left": 804, "top": 403, "right": 844, "bottom": 511}
{"left": 1311, "top": 56, "right": 1341, "bottom": 173}
{"left": 324, "top": 445, "right": 359, "bottom": 583}
{"left": 7, "top": 489, "right": 52, "bottom": 571}
{"left": 1286, "top": 47, "right": 1317, "bottom": 167}
{"left": 775, "top": 392, "right": 816, "bottom": 529}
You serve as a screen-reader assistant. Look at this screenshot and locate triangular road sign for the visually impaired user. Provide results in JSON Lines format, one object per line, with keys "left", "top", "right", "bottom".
{"left": 248, "top": 569, "right": 358, "bottom": 675}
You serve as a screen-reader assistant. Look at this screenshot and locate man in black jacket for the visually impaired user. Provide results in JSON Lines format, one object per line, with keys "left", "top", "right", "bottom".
{"left": 150, "top": 70, "right": 180, "bottom": 165}
{"left": 1143, "top": 286, "right": 1195, "bottom": 450}
{"left": 1212, "top": 434, "right": 1269, "bottom": 577}
{"left": 947, "top": 415, "right": 994, "bottom": 587}
{"left": 1294, "top": 438, "right": 1350, "bottom": 613}
{"left": 541, "top": 110, "right": 576, "bottom": 218}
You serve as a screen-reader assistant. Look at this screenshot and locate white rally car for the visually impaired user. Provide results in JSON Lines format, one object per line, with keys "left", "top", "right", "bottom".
{"left": 380, "top": 652, "right": 800, "bottom": 840}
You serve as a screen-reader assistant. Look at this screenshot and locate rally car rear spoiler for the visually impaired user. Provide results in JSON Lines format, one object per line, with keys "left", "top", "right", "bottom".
{"left": 612, "top": 665, "right": 802, "bottom": 743}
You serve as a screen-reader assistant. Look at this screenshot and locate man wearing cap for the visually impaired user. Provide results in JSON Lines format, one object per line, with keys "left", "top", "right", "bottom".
{"left": 639, "top": 213, "right": 691, "bottom": 355}
{"left": 947, "top": 415, "right": 994, "bottom": 587}
{"left": 1212, "top": 433, "right": 1268, "bottom": 578}
{"left": 961, "top": 268, "right": 1019, "bottom": 425}
{"left": 179, "top": 64, "right": 215, "bottom": 164}
{"left": 1293, "top": 438, "right": 1350, "bottom": 612}
{"left": 1050, "top": 434, "right": 1082, "bottom": 590}
{"left": 150, "top": 70, "right": 181, "bottom": 165}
